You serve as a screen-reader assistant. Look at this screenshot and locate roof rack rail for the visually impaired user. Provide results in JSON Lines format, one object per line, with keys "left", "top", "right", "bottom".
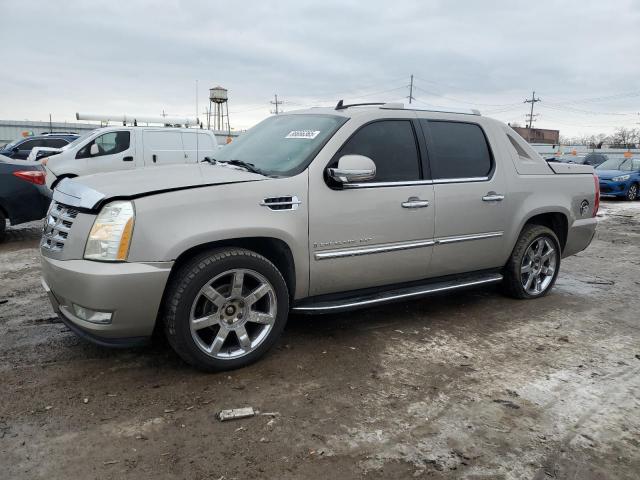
{"left": 335, "top": 100, "right": 386, "bottom": 110}
{"left": 40, "top": 131, "right": 79, "bottom": 136}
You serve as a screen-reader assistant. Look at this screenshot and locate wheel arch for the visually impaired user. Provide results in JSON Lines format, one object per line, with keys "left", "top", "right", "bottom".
{"left": 520, "top": 211, "right": 568, "bottom": 252}
{"left": 167, "top": 236, "right": 297, "bottom": 303}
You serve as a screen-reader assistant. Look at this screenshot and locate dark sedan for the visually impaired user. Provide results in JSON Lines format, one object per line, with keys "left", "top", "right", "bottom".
{"left": 0, "top": 133, "right": 79, "bottom": 160}
{"left": 0, "top": 154, "right": 51, "bottom": 241}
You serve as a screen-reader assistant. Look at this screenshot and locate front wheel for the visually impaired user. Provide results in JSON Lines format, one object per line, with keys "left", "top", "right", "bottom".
{"left": 163, "top": 248, "right": 289, "bottom": 371}
{"left": 626, "top": 183, "right": 638, "bottom": 201}
{"left": 503, "top": 225, "right": 561, "bottom": 299}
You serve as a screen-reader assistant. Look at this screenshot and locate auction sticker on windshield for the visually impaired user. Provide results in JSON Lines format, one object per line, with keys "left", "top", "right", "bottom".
{"left": 285, "top": 130, "right": 320, "bottom": 139}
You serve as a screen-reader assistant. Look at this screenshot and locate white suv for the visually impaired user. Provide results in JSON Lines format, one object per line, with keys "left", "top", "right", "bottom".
{"left": 43, "top": 126, "right": 218, "bottom": 188}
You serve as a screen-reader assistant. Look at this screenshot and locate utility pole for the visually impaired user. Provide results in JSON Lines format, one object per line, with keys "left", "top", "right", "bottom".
{"left": 48, "top": 113, "right": 52, "bottom": 133}
{"left": 270, "top": 94, "right": 284, "bottom": 114}
{"left": 523, "top": 90, "right": 541, "bottom": 128}
{"left": 408, "top": 74, "right": 415, "bottom": 104}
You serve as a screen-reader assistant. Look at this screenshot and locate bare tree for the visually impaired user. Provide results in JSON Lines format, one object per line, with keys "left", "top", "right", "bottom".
{"left": 612, "top": 127, "right": 638, "bottom": 148}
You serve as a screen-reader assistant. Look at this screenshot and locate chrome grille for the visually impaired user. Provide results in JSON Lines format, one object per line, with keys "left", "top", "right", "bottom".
{"left": 41, "top": 202, "right": 78, "bottom": 252}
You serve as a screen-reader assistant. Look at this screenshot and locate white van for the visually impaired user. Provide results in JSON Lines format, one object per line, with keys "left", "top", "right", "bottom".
{"left": 43, "top": 126, "right": 218, "bottom": 188}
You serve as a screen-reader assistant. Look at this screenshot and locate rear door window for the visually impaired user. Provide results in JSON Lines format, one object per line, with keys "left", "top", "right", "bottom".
{"left": 334, "top": 120, "right": 421, "bottom": 182}
{"left": 18, "top": 139, "right": 43, "bottom": 151}
{"left": 44, "top": 138, "right": 69, "bottom": 148}
{"left": 421, "top": 120, "right": 492, "bottom": 180}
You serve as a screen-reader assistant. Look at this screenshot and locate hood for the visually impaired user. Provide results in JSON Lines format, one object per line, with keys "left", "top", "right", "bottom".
{"left": 596, "top": 169, "right": 630, "bottom": 180}
{"left": 53, "top": 163, "right": 266, "bottom": 209}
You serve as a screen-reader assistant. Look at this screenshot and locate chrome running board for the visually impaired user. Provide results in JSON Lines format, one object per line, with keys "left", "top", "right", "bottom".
{"left": 291, "top": 272, "right": 503, "bottom": 314}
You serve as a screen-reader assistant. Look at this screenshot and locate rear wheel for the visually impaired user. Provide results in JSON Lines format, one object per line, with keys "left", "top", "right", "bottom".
{"left": 626, "top": 183, "right": 638, "bottom": 201}
{"left": 163, "top": 248, "right": 289, "bottom": 371}
{"left": 503, "top": 225, "right": 561, "bottom": 299}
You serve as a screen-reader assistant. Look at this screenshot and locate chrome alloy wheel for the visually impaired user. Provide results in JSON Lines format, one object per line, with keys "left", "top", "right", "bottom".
{"left": 189, "top": 269, "right": 277, "bottom": 359}
{"left": 520, "top": 236, "right": 558, "bottom": 296}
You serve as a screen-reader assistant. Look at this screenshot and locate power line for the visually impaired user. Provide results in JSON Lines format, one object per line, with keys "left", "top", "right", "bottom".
{"left": 408, "top": 74, "right": 415, "bottom": 104}
{"left": 540, "top": 103, "right": 633, "bottom": 116}
{"left": 524, "top": 91, "right": 541, "bottom": 128}
{"left": 270, "top": 94, "right": 284, "bottom": 115}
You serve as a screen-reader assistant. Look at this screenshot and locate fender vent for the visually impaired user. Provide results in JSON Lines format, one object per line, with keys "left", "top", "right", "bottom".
{"left": 260, "top": 196, "right": 301, "bottom": 211}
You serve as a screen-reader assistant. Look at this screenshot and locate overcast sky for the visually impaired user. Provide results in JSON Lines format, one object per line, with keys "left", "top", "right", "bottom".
{"left": 1, "top": 0, "right": 639, "bottom": 137}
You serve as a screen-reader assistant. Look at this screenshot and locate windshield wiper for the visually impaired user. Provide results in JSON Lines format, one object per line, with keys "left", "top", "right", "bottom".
{"left": 217, "top": 159, "right": 266, "bottom": 176}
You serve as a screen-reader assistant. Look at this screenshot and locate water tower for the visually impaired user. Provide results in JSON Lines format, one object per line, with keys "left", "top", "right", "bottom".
{"left": 208, "top": 86, "right": 230, "bottom": 132}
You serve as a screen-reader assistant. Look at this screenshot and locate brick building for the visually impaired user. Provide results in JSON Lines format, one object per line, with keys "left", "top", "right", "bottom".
{"left": 511, "top": 126, "right": 560, "bottom": 145}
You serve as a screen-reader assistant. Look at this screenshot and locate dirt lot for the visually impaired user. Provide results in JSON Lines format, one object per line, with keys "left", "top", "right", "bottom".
{"left": 0, "top": 200, "right": 638, "bottom": 479}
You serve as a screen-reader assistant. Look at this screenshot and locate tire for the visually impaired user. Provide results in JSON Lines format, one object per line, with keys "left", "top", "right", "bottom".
{"left": 163, "top": 248, "right": 289, "bottom": 371}
{"left": 0, "top": 210, "right": 5, "bottom": 243}
{"left": 503, "top": 224, "right": 561, "bottom": 299}
{"left": 626, "top": 183, "right": 638, "bottom": 201}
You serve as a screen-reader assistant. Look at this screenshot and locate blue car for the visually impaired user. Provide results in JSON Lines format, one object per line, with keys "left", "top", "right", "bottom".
{"left": 596, "top": 156, "right": 640, "bottom": 201}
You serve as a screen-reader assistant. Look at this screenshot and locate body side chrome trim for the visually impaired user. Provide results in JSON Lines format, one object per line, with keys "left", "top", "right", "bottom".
{"left": 432, "top": 176, "right": 489, "bottom": 184}
{"left": 313, "top": 231, "right": 503, "bottom": 260}
{"left": 344, "top": 180, "right": 434, "bottom": 188}
{"left": 343, "top": 176, "right": 490, "bottom": 189}
{"left": 314, "top": 239, "right": 435, "bottom": 260}
{"left": 292, "top": 274, "right": 503, "bottom": 312}
{"left": 436, "top": 231, "right": 503, "bottom": 245}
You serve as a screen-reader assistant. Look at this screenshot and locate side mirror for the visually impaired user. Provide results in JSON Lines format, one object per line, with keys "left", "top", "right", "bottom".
{"left": 89, "top": 143, "right": 99, "bottom": 156}
{"left": 12, "top": 147, "right": 19, "bottom": 153}
{"left": 328, "top": 155, "right": 376, "bottom": 184}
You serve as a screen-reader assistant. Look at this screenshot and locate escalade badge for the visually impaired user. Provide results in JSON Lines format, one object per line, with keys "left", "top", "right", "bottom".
{"left": 580, "top": 199, "right": 590, "bottom": 216}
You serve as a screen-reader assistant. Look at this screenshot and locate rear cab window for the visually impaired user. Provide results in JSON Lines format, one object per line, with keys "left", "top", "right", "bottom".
{"left": 420, "top": 120, "right": 492, "bottom": 180}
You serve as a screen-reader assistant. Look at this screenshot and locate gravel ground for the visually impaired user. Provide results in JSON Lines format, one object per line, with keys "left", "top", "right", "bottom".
{"left": 0, "top": 200, "right": 638, "bottom": 479}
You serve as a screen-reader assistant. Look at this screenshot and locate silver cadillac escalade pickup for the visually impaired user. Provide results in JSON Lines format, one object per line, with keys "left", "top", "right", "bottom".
{"left": 40, "top": 102, "right": 598, "bottom": 370}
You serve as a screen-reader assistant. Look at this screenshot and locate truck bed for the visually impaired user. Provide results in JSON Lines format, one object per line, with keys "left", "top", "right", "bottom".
{"left": 547, "top": 162, "right": 594, "bottom": 175}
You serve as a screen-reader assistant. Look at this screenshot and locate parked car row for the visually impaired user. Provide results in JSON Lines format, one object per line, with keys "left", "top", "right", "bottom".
{"left": 0, "top": 127, "right": 219, "bottom": 240}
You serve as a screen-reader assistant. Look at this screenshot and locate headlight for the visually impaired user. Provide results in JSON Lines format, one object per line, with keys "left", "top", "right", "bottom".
{"left": 84, "top": 200, "right": 135, "bottom": 261}
{"left": 612, "top": 174, "right": 630, "bottom": 182}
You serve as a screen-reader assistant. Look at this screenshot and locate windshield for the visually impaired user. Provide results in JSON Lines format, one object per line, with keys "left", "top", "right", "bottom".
{"left": 62, "top": 130, "right": 96, "bottom": 150}
{"left": 3, "top": 139, "right": 21, "bottom": 150}
{"left": 214, "top": 114, "right": 347, "bottom": 176}
{"left": 596, "top": 157, "right": 640, "bottom": 171}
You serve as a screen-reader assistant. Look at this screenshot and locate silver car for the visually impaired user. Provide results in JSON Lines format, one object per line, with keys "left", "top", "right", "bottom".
{"left": 41, "top": 102, "right": 598, "bottom": 370}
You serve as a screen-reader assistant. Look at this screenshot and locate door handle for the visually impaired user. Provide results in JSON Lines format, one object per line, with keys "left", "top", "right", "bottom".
{"left": 482, "top": 192, "right": 505, "bottom": 202}
{"left": 152, "top": 154, "right": 157, "bottom": 163}
{"left": 402, "top": 197, "right": 429, "bottom": 208}
{"left": 123, "top": 156, "right": 133, "bottom": 162}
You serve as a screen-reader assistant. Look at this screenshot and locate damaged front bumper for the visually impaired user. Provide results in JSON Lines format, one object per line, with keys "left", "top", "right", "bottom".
{"left": 41, "top": 256, "right": 173, "bottom": 348}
